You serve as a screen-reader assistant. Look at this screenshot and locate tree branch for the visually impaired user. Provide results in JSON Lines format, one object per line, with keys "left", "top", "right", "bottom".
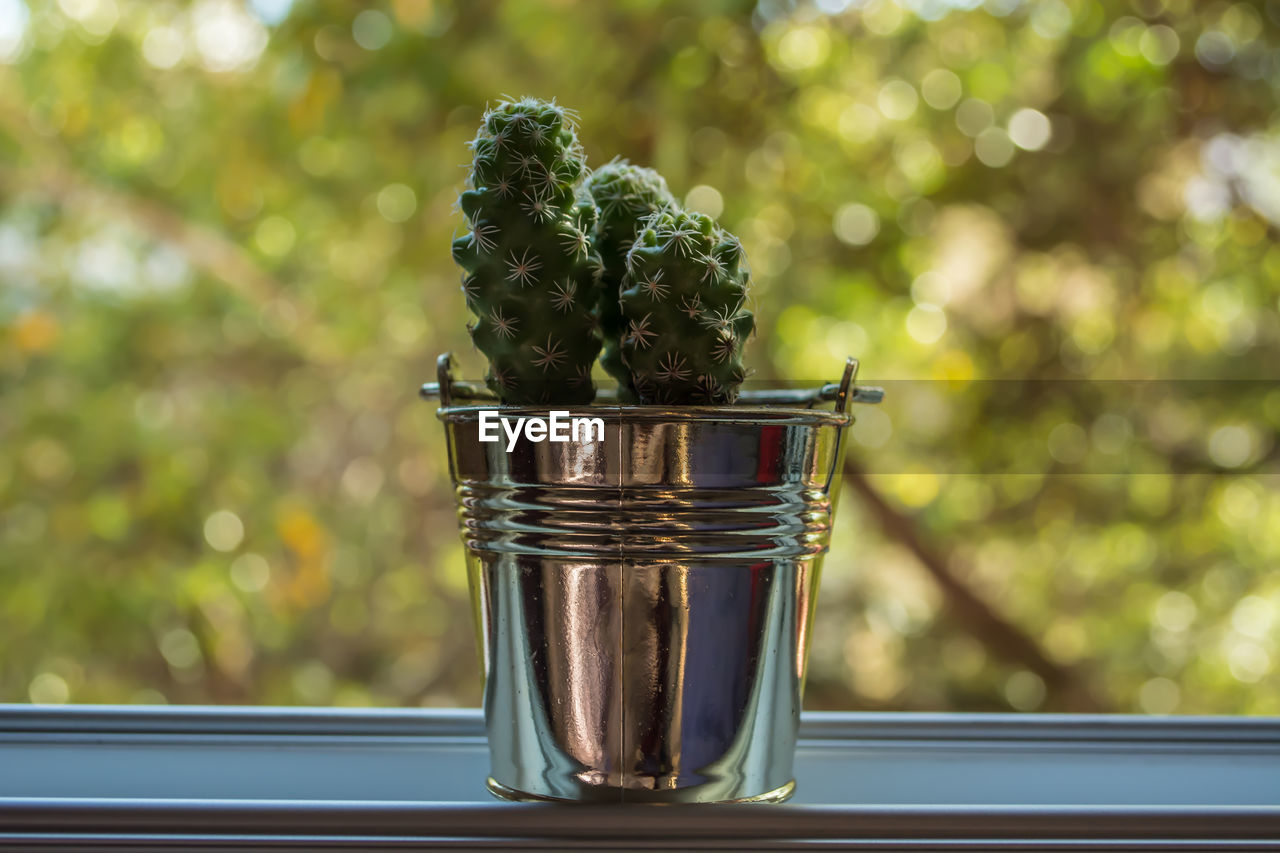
{"left": 843, "top": 456, "right": 1106, "bottom": 711}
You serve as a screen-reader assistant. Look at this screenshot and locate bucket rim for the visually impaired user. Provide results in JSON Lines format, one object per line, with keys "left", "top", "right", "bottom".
{"left": 435, "top": 403, "right": 852, "bottom": 427}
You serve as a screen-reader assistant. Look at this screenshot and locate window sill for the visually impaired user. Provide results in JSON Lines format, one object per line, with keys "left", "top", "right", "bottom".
{"left": 2, "top": 705, "right": 1278, "bottom": 849}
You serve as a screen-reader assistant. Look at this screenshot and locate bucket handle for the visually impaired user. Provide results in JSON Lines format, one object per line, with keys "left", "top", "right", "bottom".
{"left": 822, "top": 356, "right": 860, "bottom": 494}
{"left": 434, "top": 352, "right": 454, "bottom": 408}
{"left": 433, "top": 353, "right": 460, "bottom": 483}
{"left": 833, "top": 357, "right": 859, "bottom": 417}
{"left": 421, "top": 358, "right": 884, "bottom": 407}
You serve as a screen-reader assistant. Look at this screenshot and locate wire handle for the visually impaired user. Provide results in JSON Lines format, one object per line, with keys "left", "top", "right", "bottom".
{"left": 419, "top": 354, "right": 885, "bottom": 408}
{"left": 433, "top": 353, "right": 454, "bottom": 408}
{"left": 821, "top": 357, "right": 862, "bottom": 494}
{"left": 834, "top": 357, "right": 859, "bottom": 416}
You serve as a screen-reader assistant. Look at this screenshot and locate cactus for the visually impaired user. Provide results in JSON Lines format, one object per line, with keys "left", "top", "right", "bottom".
{"left": 584, "top": 160, "right": 676, "bottom": 390}
{"left": 451, "top": 97, "right": 603, "bottom": 404}
{"left": 619, "top": 208, "right": 754, "bottom": 405}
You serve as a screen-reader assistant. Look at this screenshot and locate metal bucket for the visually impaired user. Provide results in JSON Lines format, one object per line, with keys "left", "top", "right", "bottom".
{"left": 426, "top": 356, "right": 880, "bottom": 803}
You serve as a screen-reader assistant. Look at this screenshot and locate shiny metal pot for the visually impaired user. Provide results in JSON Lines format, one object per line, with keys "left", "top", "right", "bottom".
{"left": 425, "top": 356, "right": 878, "bottom": 803}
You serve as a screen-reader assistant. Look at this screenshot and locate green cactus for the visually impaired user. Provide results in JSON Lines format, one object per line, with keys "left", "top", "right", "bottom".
{"left": 619, "top": 208, "right": 754, "bottom": 405}
{"left": 584, "top": 160, "right": 676, "bottom": 390}
{"left": 450, "top": 97, "right": 603, "bottom": 404}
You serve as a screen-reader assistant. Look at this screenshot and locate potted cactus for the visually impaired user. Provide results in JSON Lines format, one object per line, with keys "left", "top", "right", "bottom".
{"left": 424, "top": 97, "right": 881, "bottom": 803}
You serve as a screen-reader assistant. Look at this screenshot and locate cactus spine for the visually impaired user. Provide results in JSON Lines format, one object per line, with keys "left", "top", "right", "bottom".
{"left": 584, "top": 161, "right": 676, "bottom": 391}
{"left": 619, "top": 209, "right": 754, "bottom": 404}
{"left": 451, "top": 97, "right": 603, "bottom": 404}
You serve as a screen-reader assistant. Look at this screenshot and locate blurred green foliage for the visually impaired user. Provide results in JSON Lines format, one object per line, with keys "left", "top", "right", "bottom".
{"left": 1, "top": 0, "right": 1278, "bottom": 713}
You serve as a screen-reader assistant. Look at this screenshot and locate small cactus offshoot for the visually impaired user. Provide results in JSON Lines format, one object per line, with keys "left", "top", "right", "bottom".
{"left": 584, "top": 160, "right": 676, "bottom": 390}
{"left": 619, "top": 208, "right": 754, "bottom": 405}
{"left": 451, "top": 97, "right": 603, "bottom": 404}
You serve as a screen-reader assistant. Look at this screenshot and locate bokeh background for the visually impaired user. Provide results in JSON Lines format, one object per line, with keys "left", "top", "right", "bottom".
{"left": 2, "top": 0, "right": 1278, "bottom": 713}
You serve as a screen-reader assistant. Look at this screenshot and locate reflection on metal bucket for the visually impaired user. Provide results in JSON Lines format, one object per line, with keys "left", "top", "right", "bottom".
{"left": 433, "top": 358, "right": 872, "bottom": 803}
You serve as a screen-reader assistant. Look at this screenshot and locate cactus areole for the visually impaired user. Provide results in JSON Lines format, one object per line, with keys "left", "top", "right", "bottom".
{"left": 451, "top": 97, "right": 754, "bottom": 406}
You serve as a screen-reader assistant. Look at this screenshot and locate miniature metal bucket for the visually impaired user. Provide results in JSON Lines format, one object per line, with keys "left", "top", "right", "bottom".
{"left": 431, "top": 358, "right": 870, "bottom": 803}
